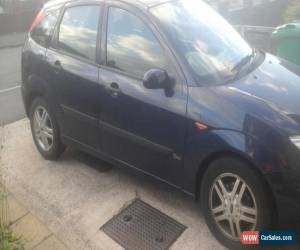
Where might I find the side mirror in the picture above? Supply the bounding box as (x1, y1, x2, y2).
(143, 69, 170, 89)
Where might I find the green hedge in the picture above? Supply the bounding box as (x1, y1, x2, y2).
(284, 0, 300, 23)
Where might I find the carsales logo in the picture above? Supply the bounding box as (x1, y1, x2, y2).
(240, 231, 260, 245)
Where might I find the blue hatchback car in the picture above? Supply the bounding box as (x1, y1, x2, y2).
(22, 0, 300, 248)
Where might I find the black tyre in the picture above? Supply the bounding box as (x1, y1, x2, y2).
(29, 97, 65, 160)
(200, 157, 272, 249)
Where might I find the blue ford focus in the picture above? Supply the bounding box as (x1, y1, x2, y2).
(22, 0, 300, 248)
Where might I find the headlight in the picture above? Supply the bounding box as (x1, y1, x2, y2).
(290, 136, 300, 149)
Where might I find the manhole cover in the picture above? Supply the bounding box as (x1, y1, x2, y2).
(101, 199, 187, 250)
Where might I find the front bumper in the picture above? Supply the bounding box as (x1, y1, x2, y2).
(270, 147, 300, 225)
(276, 193, 300, 225)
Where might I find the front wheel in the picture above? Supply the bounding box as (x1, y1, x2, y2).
(30, 97, 65, 160)
(200, 157, 272, 249)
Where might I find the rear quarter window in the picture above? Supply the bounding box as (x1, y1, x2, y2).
(31, 8, 60, 47)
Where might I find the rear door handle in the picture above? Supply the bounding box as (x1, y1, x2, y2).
(107, 82, 121, 98)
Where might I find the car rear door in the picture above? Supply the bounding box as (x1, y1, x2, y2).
(98, 2, 188, 186)
(45, 2, 103, 149)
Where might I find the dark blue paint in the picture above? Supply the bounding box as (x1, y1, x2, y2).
(21, 0, 300, 225)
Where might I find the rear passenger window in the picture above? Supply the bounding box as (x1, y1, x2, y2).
(58, 5, 101, 61)
(31, 9, 60, 47)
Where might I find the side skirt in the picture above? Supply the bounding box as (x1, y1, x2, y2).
(61, 135, 195, 199)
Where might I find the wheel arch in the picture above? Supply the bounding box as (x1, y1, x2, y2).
(195, 150, 278, 221)
(25, 89, 45, 116)
(23, 74, 49, 116)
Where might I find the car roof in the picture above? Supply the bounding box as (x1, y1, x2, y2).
(44, 0, 177, 10)
(123, 0, 176, 8)
(43, 0, 69, 9)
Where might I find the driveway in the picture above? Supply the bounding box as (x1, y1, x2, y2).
(1, 119, 226, 250)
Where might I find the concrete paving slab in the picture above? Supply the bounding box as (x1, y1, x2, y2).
(11, 213, 52, 249)
(1, 119, 227, 250)
(33, 235, 68, 250)
(7, 194, 29, 224)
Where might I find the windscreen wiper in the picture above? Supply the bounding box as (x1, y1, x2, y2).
(231, 48, 256, 73)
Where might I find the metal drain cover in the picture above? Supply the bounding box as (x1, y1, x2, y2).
(101, 199, 186, 250)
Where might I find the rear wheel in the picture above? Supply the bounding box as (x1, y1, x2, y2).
(30, 97, 65, 160)
(200, 157, 272, 249)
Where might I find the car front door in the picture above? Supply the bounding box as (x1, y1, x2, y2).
(98, 3, 188, 186)
(46, 3, 103, 149)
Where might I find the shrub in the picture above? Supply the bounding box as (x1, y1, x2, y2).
(284, 0, 300, 23)
(0, 225, 25, 250)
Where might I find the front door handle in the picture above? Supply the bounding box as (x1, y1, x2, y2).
(107, 82, 121, 98)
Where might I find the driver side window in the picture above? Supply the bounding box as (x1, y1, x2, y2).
(106, 7, 166, 78)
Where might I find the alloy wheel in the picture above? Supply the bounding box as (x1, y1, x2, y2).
(33, 106, 54, 151)
(209, 173, 258, 241)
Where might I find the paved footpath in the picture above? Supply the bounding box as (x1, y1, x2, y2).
(1, 122, 67, 249)
(7, 194, 68, 250)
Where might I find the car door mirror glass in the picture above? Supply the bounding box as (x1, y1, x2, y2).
(143, 69, 170, 89)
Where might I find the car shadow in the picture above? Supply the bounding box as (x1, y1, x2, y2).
(66, 148, 114, 173)
(62, 148, 198, 214)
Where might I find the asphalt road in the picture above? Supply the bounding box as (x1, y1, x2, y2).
(0, 46, 26, 125)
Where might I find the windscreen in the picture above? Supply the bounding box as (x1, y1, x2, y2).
(150, 0, 252, 85)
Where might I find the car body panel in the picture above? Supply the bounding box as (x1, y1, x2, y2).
(98, 66, 188, 186)
(96, 1, 189, 186)
(45, 49, 101, 148)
